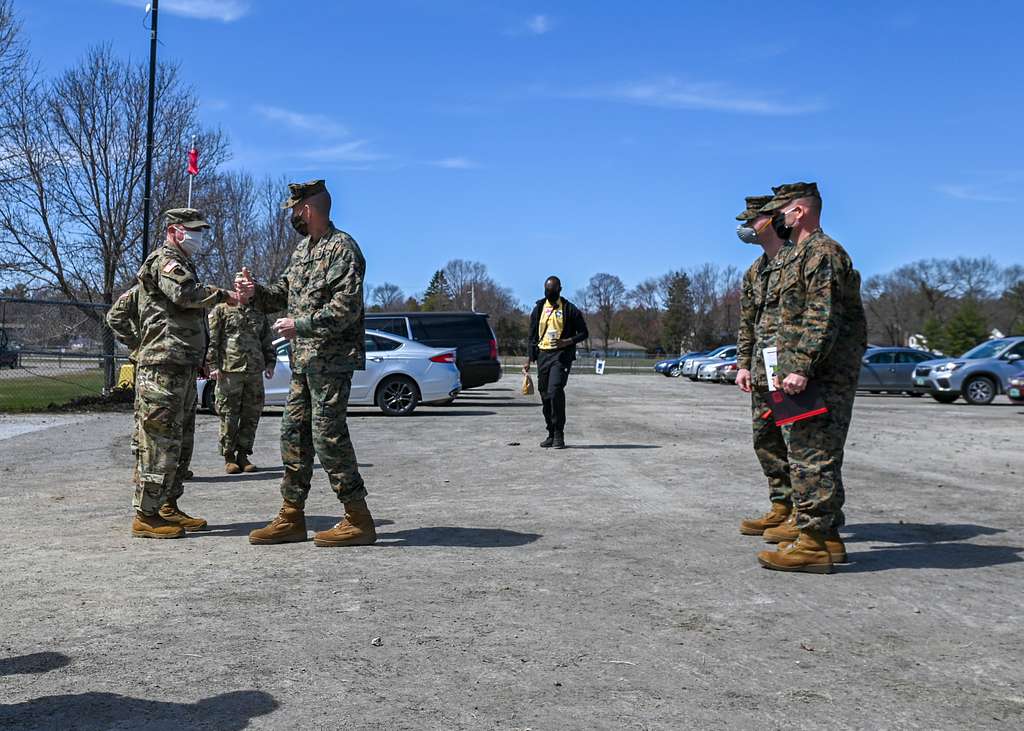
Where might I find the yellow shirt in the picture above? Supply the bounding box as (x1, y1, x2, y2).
(538, 298, 565, 351)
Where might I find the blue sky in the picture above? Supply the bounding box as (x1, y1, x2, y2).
(19, 1, 1024, 305)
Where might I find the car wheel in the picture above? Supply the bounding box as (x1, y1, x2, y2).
(376, 376, 420, 416)
(669, 366, 681, 377)
(931, 393, 959, 404)
(869, 390, 881, 395)
(963, 376, 996, 406)
(202, 382, 216, 414)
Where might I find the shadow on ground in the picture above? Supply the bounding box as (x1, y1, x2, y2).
(0, 689, 277, 731)
(377, 526, 541, 548)
(841, 522, 1023, 572)
(0, 652, 70, 676)
(197, 517, 396, 537)
(566, 444, 661, 450)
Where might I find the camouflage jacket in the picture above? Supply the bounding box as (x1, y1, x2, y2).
(106, 285, 141, 360)
(207, 303, 276, 373)
(775, 229, 868, 385)
(136, 244, 229, 368)
(737, 243, 795, 387)
(253, 224, 365, 374)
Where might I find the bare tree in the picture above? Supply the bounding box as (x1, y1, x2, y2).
(443, 259, 488, 310)
(370, 282, 405, 311)
(0, 46, 225, 307)
(581, 272, 626, 353)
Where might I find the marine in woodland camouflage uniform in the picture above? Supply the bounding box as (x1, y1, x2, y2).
(735, 196, 795, 514)
(243, 180, 376, 547)
(754, 182, 868, 574)
(106, 286, 144, 479)
(132, 208, 242, 538)
(207, 302, 276, 472)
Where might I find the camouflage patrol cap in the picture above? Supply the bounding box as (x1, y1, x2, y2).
(759, 181, 821, 212)
(281, 179, 327, 209)
(736, 195, 773, 221)
(164, 207, 210, 229)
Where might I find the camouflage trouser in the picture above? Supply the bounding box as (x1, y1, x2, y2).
(215, 371, 265, 457)
(750, 388, 791, 504)
(133, 364, 196, 514)
(781, 381, 856, 533)
(280, 370, 366, 506)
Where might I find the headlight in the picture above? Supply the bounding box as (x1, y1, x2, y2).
(933, 361, 964, 373)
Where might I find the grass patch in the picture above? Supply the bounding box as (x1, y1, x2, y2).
(0, 369, 108, 412)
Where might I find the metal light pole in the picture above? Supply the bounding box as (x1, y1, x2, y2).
(141, 0, 159, 260)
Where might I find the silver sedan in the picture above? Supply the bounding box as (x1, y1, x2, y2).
(199, 329, 461, 416)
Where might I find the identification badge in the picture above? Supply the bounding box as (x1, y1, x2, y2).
(762, 347, 779, 391)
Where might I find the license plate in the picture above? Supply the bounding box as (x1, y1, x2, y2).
(915, 377, 926, 386)
(1010, 388, 1021, 398)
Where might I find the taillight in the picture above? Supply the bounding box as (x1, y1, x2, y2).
(488, 338, 498, 360)
(430, 352, 456, 364)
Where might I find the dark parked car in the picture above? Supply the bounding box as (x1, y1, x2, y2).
(1008, 372, 1024, 405)
(365, 312, 501, 390)
(654, 351, 706, 377)
(857, 347, 937, 396)
(0, 329, 20, 369)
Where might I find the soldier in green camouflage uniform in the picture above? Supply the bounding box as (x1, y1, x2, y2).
(241, 180, 377, 548)
(106, 285, 143, 480)
(207, 302, 277, 473)
(733, 195, 797, 536)
(131, 208, 247, 539)
(754, 182, 868, 574)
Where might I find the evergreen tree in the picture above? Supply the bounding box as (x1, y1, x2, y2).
(422, 270, 453, 311)
(662, 272, 695, 354)
(921, 316, 948, 355)
(943, 300, 989, 356)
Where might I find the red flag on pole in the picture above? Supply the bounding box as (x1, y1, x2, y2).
(187, 142, 199, 176)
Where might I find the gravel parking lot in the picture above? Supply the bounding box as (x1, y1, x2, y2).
(1, 375, 1022, 730)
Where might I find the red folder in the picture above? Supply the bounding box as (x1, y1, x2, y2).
(766, 382, 828, 426)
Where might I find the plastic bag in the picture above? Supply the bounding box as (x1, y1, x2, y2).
(521, 373, 535, 396)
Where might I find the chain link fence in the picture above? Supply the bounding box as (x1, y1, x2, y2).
(0, 297, 131, 412)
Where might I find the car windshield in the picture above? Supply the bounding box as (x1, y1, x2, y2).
(959, 339, 1012, 360)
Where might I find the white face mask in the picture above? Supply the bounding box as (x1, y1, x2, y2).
(177, 228, 205, 257)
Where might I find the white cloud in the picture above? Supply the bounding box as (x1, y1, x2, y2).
(506, 13, 554, 37)
(559, 77, 824, 116)
(527, 14, 552, 35)
(936, 184, 1014, 203)
(431, 157, 478, 170)
(253, 105, 348, 137)
(300, 140, 388, 164)
(111, 0, 250, 22)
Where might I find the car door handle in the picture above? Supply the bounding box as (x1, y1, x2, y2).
(369, 356, 384, 362)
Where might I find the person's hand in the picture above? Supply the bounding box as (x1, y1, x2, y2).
(273, 317, 297, 340)
(736, 368, 752, 393)
(522, 362, 531, 374)
(224, 290, 244, 306)
(781, 372, 808, 395)
(209, 368, 220, 381)
(264, 365, 275, 379)
(555, 338, 575, 349)
(234, 267, 255, 303)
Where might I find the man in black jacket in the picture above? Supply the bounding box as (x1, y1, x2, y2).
(523, 276, 589, 449)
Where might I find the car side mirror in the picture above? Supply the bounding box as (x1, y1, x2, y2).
(862, 358, 870, 365)
(1008, 353, 1022, 363)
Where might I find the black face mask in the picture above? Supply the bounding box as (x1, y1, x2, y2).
(290, 214, 309, 236)
(544, 288, 561, 304)
(771, 213, 793, 241)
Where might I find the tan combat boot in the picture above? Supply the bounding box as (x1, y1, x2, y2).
(762, 511, 799, 543)
(224, 453, 241, 474)
(249, 501, 307, 545)
(236, 452, 257, 473)
(313, 499, 377, 547)
(159, 500, 208, 531)
(132, 511, 185, 539)
(780, 530, 847, 563)
(739, 502, 791, 536)
(757, 530, 834, 574)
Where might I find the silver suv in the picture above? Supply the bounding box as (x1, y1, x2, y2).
(913, 336, 1024, 405)
(682, 345, 738, 381)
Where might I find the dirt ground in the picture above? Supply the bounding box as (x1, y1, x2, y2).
(1, 375, 1022, 730)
